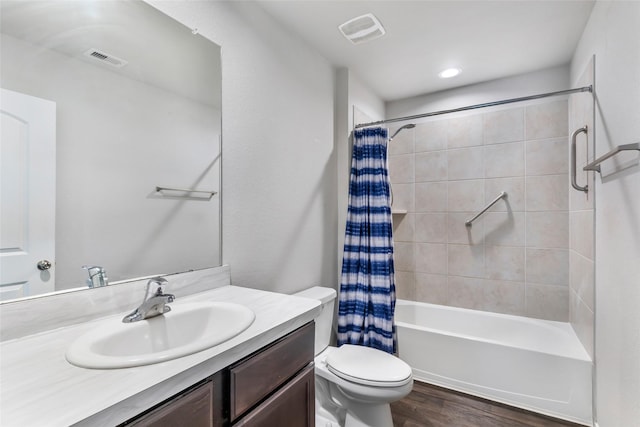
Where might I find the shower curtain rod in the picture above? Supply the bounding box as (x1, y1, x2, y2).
(354, 85, 593, 129)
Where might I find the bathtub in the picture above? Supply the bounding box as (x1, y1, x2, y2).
(395, 299, 592, 426)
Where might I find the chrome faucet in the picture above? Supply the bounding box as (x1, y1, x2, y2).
(122, 277, 175, 323)
(82, 265, 108, 288)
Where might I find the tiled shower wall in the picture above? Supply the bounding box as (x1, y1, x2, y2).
(569, 59, 595, 357)
(390, 100, 572, 321)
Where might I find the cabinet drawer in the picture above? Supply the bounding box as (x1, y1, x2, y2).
(233, 364, 315, 427)
(129, 380, 214, 427)
(229, 322, 314, 421)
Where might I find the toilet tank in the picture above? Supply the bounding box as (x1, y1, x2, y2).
(293, 286, 337, 355)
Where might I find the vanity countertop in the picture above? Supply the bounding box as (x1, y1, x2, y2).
(0, 285, 321, 427)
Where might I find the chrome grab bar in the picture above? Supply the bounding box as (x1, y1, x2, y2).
(465, 192, 507, 227)
(571, 126, 589, 193)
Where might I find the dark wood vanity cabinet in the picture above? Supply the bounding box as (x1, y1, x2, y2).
(128, 377, 222, 427)
(230, 321, 315, 426)
(233, 364, 314, 427)
(121, 322, 315, 427)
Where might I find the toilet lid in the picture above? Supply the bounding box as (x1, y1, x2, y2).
(326, 344, 412, 387)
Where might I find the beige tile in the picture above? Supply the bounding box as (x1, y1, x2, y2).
(526, 212, 569, 249)
(448, 244, 484, 278)
(525, 283, 569, 321)
(415, 182, 447, 212)
(526, 137, 569, 176)
(447, 114, 483, 148)
(526, 248, 569, 286)
(415, 213, 447, 243)
(394, 270, 416, 300)
(448, 213, 484, 245)
(415, 243, 447, 274)
(571, 58, 594, 136)
(570, 250, 594, 310)
(448, 276, 484, 310)
(483, 108, 524, 145)
(391, 183, 414, 212)
(484, 141, 524, 178)
(393, 242, 415, 271)
(525, 175, 569, 211)
(484, 212, 525, 247)
(483, 280, 525, 316)
(570, 288, 594, 359)
(485, 177, 525, 212)
(415, 273, 448, 304)
(485, 246, 525, 281)
(415, 151, 447, 182)
(571, 79, 594, 166)
(525, 100, 568, 140)
(448, 180, 484, 212)
(569, 173, 595, 211)
(392, 213, 415, 242)
(388, 125, 414, 155)
(570, 210, 594, 259)
(389, 154, 414, 184)
(415, 120, 447, 152)
(448, 147, 484, 180)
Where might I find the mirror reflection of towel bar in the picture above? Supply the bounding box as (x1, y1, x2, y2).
(155, 186, 217, 200)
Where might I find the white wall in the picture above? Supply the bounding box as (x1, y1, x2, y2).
(349, 73, 386, 129)
(335, 69, 385, 281)
(1, 33, 221, 290)
(571, 2, 640, 426)
(387, 65, 570, 119)
(149, 1, 337, 294)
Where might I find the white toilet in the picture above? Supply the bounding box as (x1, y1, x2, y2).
(294, 286, 413, 427)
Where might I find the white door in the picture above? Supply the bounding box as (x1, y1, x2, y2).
(0, 88, 56, 300)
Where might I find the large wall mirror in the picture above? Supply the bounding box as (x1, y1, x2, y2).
(0, 0, 222, 301)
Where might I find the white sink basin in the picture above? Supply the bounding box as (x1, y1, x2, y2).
(66, 301, 255, 369)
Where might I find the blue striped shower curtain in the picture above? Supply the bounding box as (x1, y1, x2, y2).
(337, 126, 396, 354)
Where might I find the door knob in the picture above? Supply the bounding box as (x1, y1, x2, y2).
(37, 260, 52, 271)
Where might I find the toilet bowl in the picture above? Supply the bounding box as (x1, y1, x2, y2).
(294, 286, 414, 427)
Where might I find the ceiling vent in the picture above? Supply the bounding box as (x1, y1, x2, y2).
(338, 13, 386, 45)
(83, 49, 128, 68)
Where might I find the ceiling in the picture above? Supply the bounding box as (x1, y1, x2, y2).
(0, 0, 221, 108)
(257, 0, 595, 102)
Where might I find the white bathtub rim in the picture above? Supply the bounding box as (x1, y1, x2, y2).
(395, 299, 592, 362)
(395, 319, 591, 362)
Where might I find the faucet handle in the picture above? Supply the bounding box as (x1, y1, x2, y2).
(144, 276, 169, 299)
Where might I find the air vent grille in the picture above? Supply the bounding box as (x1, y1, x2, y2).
(83, 49, 128, 68)
(338, 13, 386, 45)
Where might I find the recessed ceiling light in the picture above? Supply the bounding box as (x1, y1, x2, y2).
(438, 68, 461, 79)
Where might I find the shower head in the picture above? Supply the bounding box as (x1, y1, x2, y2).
(389, 123, 416, 141)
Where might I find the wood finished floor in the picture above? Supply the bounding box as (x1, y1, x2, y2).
(390, 381, 585, 427)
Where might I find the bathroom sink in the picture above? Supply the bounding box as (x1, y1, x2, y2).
(66, 301, 255, 369)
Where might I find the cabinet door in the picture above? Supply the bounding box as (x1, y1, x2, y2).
(230, 322, 314, 421)
(234, 364, 315, 427)
(130, 380, 215, 427)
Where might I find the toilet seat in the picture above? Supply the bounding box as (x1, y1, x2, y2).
(325, 344, 412, 387)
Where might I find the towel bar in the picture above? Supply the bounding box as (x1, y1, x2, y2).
(583, 142, 640, 173)
(155, 186, 217, 200)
